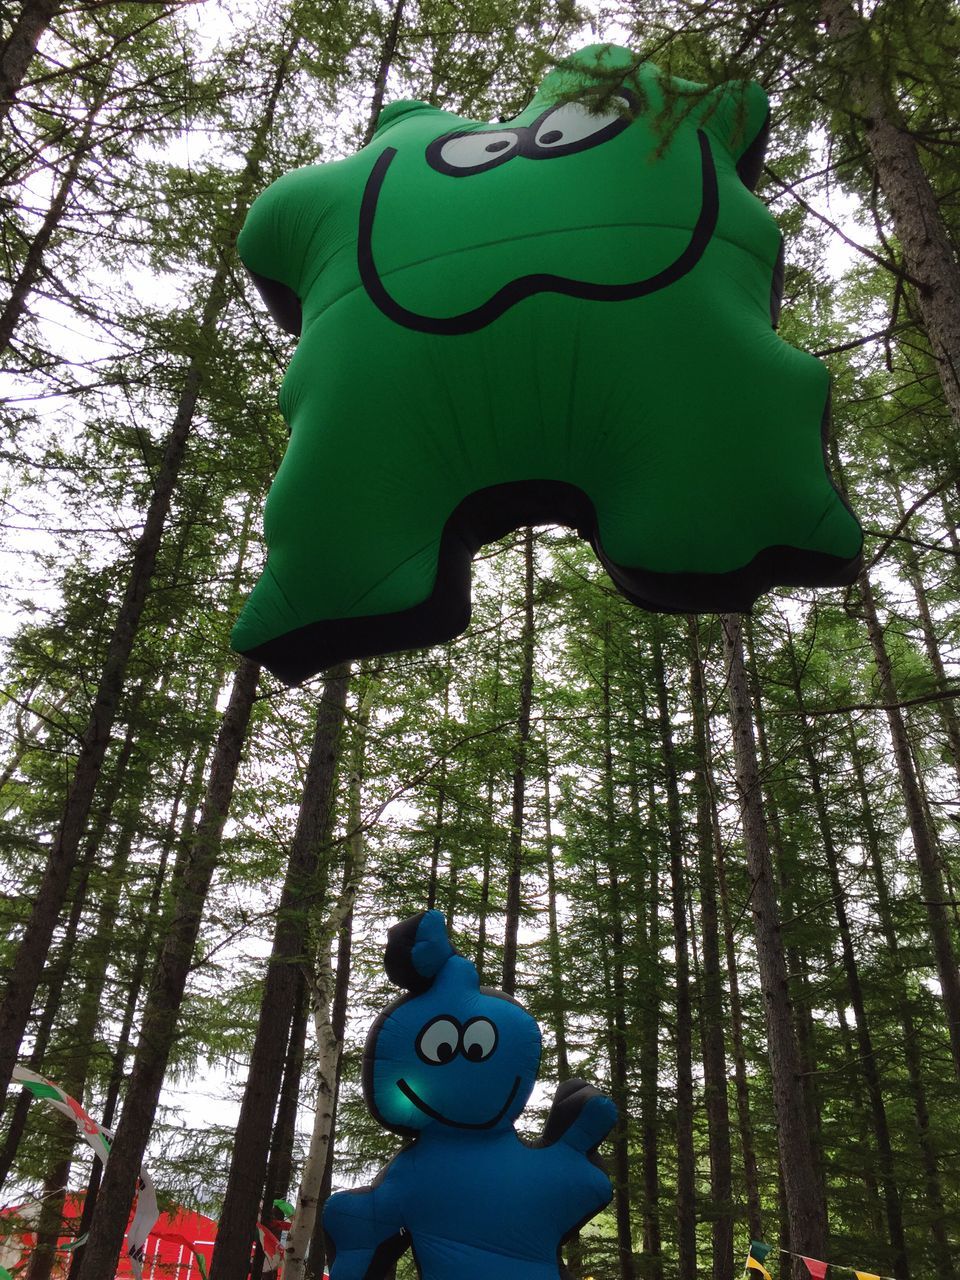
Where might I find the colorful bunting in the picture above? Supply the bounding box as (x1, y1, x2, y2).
(257, 1220, 283, 1273)
(0, 1266, 12, 1280)
(802, 1259, 828, 1280)
(273, 1197, 296, 1217)
(747, 1256, 773, 1280)
(740, 1238, 898, 1280)
(11, 1066, 159, 1280)
(155, 1230, 209, 1279)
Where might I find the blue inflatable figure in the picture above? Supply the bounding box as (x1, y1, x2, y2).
(323, 911, 617, 1278)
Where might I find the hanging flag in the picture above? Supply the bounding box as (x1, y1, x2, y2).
(747, 1258, 773, 1280)
(801, 1259, 828, 1280)
(0, 1266, 13, 1280)
(257, 1220, 283, 1274)
(156, 1231, 209, 1280)
(11, 1066, 159, 1280)
(273, 1197, 296, 1217)
(746, 1241, 773, 1280)
(854, 1273, 881, 1280)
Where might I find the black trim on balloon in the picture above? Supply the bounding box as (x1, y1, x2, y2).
(247, 269, 302, 336)
(736, 107, 770, 191)
(238, 474, 863, 685)
(770, 233, 785, 328)
(357, 129, 719, 336)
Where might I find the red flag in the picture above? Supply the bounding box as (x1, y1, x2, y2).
(801, 1258, 828, 1280)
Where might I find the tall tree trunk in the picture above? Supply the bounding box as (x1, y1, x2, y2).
(743, 622, 826, 1202)
(848, 727, 956, 1277)
(721, 615, 828, 1279)
(0, 0, 59, 127)
(361, 0, 405, 146)
(66, 741, 197, 1280)
(283, 675, 378, 1280)
(252, 968, 310, 1280)
(891, 487, 960, 779)
(635, 683, 664, 1280)
(542, 738, 570, 1082)
(502, 527, 535, 996)
(784, 631, 909, 1276)
(73, 657, 261, 1280)
(0, 75, 106, 350)
(426, 665, 450, 911)
(856, 571, 960, 1078)
(209, 664, 349, 1280)
(650, 623, 696, 1280)
(687, 618, 734, 1280)
(821, 0, 960, 427)
(0, 41, 297, 1116)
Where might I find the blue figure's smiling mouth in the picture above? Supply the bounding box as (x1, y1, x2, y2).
(397, 1076, 522, 1129)
(357, 131, 718, 337)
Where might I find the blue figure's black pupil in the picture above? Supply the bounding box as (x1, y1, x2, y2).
(485, 140, 511, 153)
(437, 1041, 455, 1061)
(465, 1043, 483, 1061)
(541, 129, 563, 144)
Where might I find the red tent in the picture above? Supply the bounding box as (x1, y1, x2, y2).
(0, 1194, 216, 1278)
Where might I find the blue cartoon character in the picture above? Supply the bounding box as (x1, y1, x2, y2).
(323, 911, 617, 1278)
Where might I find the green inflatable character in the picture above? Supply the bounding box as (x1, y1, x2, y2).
(233, 44, 862, 684)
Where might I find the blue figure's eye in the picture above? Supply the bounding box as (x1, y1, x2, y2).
(417, 1016, 461, 1064)
(461, 1017, 498, 1062)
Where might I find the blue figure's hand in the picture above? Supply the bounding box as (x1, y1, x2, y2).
(324, 1179, 408, 1280)
(539, 1079, 618, 1153)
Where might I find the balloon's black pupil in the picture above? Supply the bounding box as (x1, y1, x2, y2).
(541, 129, 563, 144)
(485, 140, 511, 153)
(466, 1043, 483, 1061)
(437, 1042, 454, 1061)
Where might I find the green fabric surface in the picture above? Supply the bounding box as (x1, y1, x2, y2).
(232, 44, 861, 680)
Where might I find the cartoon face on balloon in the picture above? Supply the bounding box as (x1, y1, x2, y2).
(234, 44, 862, 685)
(364, 944, 541, 1135)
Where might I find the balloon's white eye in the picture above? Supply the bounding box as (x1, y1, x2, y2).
(462, 1017, 498, 1062)
(534, 98, 630, 150)
(417, 1017, 461, 1064)
(438, 131, 519, 169)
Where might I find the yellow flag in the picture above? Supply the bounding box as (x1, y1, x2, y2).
(747, 1256, 773, 1280)
(854, 1274, 880, 1280)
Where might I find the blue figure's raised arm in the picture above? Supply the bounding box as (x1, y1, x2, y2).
(538, 1079, 618, 1154)
(323, 1168, 409, 1280)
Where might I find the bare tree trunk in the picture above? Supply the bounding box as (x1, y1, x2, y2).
(0, 41, 297, 1117)
(0, 0, 59, 127)
(209, 664, 349, 1280)
(72, 657, 261, 1280)
(848, 727, 956, 1277)
(650, 624, 696, 1280)
(784, 631, 908, 1276)
(502, 527, 535, 996)
(635, 683, 664, 1280)
(721, 615, 828, 1279)
(0, 75, 106, 350)
(687, 619, 734, 1280)
(857, 571, 960, 1078)
(283, 675, 378, 1280)
(821, 0, 960, 426)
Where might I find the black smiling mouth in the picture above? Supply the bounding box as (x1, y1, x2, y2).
(397, 1076, 522, 1129)
(357, 130, 718, 337)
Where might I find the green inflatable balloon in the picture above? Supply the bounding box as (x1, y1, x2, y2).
(234, 44, 862, 684)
